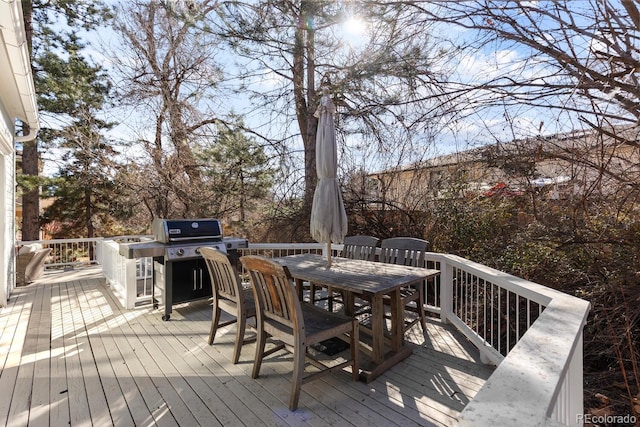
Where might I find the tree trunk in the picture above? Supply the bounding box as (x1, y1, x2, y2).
(21, 134, 40, 241)
(85, 188, 94, 238)
(294, 0, 319, 215)
(20, 0, 40, 241)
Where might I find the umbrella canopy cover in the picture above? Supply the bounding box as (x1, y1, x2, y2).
(310, 88, 348, 245)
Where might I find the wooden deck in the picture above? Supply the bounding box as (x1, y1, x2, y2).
(0, 267, 493, 426)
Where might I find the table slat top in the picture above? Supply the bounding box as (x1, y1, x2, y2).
(274, 253, 440, 296)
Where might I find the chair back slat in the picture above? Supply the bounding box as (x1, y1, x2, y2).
(342, 235, 379, 261)
(380, 237, 429, 267)
(201, 246, 243, 303)
(241, 255, 299, 330)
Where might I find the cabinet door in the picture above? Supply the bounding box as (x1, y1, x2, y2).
(171, 259, 212, 303)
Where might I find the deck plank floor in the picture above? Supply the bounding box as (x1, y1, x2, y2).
(0, 267, 493, 426)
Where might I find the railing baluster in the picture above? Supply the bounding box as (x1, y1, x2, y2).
(475, 276, 480, 335)
(482, 278, 487, 339)
(465, 270, 470, 324)
(516, 294, 520, 345)
(498, 287, 502, 355)
(507, 290, 511, 353)
(490, 282, 494, 349)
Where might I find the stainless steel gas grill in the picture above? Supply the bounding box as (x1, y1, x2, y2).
(119, 218, 248, 321)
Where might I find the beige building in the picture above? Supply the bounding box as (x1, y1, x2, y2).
(366, 127, 640, 210)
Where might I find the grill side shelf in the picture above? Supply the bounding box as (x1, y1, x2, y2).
(118, 241, 166, 259)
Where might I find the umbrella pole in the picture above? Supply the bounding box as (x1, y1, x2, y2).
(327, 242, 332, 267)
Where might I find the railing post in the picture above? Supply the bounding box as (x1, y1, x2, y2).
(440, 257, 453, 324)
(100, 239, 138, 309)
(570, 333, 585, 425)
(553, 331, 585, 425)
(95, 238, 103, 264)
(123, 258, 137, 309)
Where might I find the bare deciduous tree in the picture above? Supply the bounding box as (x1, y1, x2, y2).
(111, 0, 224, 219)
(415, 1, 640, 153)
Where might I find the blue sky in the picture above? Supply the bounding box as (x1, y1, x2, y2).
(42, 1, 599, 180)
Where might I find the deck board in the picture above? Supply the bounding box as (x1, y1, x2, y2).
(0, 281, 35, 427)
(48, 280, 70, 426)
(0, 267, 493, 426)
(28, 284, 51, 427)
(7, 282, 40, 427)
(141, 322, 280, 426)
(75, 279, 136, 427)
(94, 281, 180, 427)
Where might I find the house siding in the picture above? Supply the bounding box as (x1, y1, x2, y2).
(0, 100, 15, 306)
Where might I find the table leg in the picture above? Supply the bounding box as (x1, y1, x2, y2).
(295, 278, 304, 301)
(370, 293, 384, 364)
(343, 291, 355, 317)
(389, 289, 403, 352)
(359, 288, 413, 384)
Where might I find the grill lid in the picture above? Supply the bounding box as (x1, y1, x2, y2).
(153, 218, 223, 243)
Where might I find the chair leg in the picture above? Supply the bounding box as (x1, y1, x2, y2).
(310, 283, 320, 305)
(310, 283, 335, 310)
(208, 304, 221, 345)
(418, 287, 426, 332)
(232, 312, 247, 364)
(289, 345, 306, 410)
(252, 329, 267, 379)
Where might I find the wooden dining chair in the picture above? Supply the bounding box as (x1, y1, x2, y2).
(355, 237, 429, 332)
(379, 237, 429, 333)
(342, 235, 380, 261)
(310, 235, 379, 311)
(240, 255, 359, 411)
(201, 246, 256, 364)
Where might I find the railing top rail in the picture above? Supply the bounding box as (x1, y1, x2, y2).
(18, 237, 103, 245)
(242, 242, 326, 249)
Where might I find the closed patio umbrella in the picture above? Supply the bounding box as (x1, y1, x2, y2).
(310, 87, 348, 267)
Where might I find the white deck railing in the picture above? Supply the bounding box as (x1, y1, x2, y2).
(24, 237, 589, 426)
(99, 239, 139, 309)
(432, 253, 590, 426)
(18, 237, 103, 268)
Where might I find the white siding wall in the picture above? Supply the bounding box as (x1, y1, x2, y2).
(0, 101, 15, 307)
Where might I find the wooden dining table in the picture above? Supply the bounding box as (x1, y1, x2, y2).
(273, 253, 440, 383)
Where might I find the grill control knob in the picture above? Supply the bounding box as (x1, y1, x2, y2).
(195, 247, 201, 254)
(176, 248, 185, 256)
